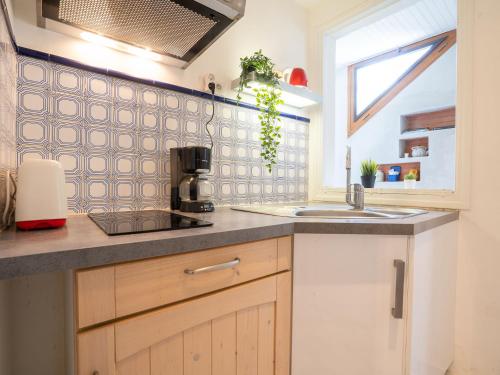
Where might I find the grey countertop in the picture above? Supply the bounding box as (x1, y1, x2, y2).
(0, 206, 458, 280)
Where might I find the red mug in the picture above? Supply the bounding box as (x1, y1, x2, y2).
(289, 68, 308, 87)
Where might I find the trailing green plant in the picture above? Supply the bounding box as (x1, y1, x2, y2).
(360, 159, 378, 176)
(236, 50, 283, 172)
(404, 172, 417, 180)
(255, 86, 284, 172)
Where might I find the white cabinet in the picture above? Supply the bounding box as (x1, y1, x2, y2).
(292, 222, 457, 375)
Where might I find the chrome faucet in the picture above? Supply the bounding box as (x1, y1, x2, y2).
(345, 146, 364, 210)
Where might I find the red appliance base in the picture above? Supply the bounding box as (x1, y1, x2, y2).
(16, 218, 66, 231)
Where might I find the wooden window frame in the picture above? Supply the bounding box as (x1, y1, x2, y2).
(347, 30, 457, 137)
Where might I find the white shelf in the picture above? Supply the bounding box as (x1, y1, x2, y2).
(231, 72, 322, 109)
(398, 156, 428, 161)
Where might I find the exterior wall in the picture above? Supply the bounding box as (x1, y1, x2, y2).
(16, 56, 309, 213)
(332, 46, 456, 189)
(0, 0, 17, 226)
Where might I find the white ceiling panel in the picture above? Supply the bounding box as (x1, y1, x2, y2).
(293, 0, 326, 9)
(335, 0, 457, 67)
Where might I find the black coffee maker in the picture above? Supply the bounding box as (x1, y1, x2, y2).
(170, 146, 214, 213)
(170, 82, 216, 213)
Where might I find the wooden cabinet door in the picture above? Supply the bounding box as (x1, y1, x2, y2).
(292, 234, 409, 375)
(77, 273, 291, 375)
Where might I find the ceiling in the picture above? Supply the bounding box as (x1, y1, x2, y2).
(335, 0, 457, 67)
(293, 0, 326, 9)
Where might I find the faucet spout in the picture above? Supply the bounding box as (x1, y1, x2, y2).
(346, 146, 352, 203)
(345, 146, 364, 210)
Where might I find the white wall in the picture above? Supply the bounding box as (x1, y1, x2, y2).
(4, 0, 14, 25)
(307, 0, 500, 374)
(12, 0, 309, 103)
(331, 46, 457, 190)
(450, 0, 500, 373)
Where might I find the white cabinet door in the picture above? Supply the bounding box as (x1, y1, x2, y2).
(407, 221, 458, 375)
(292, 234, 409, 375)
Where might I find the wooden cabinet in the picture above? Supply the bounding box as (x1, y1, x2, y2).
(78, 274, 291, 375)
(76, 237, 292, 329)
(292, 222, 457, 375)
(75, 236, 292, 375)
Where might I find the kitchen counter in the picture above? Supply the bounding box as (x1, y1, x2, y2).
(0, 207, 458, 279)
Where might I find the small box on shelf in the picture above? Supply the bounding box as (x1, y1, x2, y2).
(378, 162, 421, 182)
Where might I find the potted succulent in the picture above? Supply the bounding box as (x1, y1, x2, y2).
(403, 172, 417, 189)
(360, 159, 378, 188)
(236, 50, 284, 173)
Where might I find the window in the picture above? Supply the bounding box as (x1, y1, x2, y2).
(319, 0, 459, 194)
(355, 46, 431, 116)
(348, 30, 457, 136)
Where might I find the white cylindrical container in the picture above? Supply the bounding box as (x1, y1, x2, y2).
(15, 159, 68, 230)
(404, 179, 417, 189)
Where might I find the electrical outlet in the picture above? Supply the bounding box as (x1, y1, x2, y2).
(203, 73, 222, 92)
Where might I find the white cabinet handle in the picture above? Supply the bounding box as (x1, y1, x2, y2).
(184, 258, 240, 275)
(392, 259, 405, 319)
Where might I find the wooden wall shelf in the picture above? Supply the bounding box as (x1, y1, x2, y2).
(401, 107, 455, 133)
(378, 162, 421, 182)
(399, 137, 428, 158)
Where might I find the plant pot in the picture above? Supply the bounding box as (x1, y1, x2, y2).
(404, 179, 417, 189)
(361, 175, 376, 188)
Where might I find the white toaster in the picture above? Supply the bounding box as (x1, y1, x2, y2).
(15, 159, 68, 230)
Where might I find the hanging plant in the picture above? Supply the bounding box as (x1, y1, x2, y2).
(237, 50, 284, 173)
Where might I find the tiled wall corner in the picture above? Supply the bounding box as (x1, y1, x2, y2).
(16, 56, 308, 213)
(0, 7, 17, 224)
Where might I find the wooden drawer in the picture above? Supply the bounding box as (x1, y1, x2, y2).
(76, 236, 292, 329)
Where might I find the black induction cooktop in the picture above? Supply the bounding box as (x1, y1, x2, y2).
(88, 210, 213, 236)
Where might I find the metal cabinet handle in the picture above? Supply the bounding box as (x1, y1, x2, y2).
(392, 259, 406, 319)
(184, 258, 240, 275)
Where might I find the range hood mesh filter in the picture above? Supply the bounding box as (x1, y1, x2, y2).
(58, 0, 218, 58)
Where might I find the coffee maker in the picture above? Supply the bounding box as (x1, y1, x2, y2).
(170, 146, 215, 213)
(170, 82, 216, 213)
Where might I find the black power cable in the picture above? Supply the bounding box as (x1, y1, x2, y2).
(205, 82, 216, 150)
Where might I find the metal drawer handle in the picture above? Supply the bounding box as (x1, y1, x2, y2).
(184, 258, 240, 275)
(392, 259, 406, 319)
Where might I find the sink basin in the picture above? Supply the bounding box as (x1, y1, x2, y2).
(232, 204, 427, 219)
(294, 209, 385, 218)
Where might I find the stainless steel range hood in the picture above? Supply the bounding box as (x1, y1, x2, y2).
(38, 0, 246, 68)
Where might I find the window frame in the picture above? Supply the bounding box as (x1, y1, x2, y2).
(347, 30, 457, 137)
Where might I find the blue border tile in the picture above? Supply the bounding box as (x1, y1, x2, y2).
(17, 47, 311, 124)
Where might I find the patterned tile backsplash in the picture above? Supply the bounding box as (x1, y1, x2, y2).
(0, 6, 17, 223)
(16, 56, 309, 213)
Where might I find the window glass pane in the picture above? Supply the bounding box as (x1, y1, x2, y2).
(355, 45, 432, 116)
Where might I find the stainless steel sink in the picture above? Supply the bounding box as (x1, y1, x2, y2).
(294, 209, 385, 218)
(232, 204, 427, 219)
